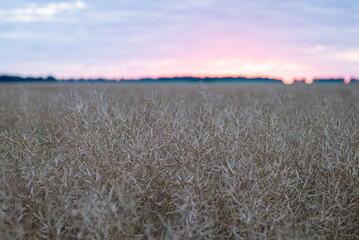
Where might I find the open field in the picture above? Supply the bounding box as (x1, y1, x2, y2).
(1, 84, 359, 239)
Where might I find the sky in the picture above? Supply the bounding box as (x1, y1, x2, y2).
(0, 0, 359, 83)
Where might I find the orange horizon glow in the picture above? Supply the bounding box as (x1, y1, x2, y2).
(2, 42, 358, 85)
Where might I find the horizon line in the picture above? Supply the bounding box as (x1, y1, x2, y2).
(1, 74, 357, 84)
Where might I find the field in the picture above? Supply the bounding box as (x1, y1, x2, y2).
(1, 84, 359, 239)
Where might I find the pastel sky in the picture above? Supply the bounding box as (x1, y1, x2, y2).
(1, 0, 359, 83)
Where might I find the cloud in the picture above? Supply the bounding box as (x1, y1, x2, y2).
(0, 61, 127, 79)
(334, 50, 359, 62)
(0, 32, 44, 39)
(0, 1, 86, 22)
(315, 44, 325, 51)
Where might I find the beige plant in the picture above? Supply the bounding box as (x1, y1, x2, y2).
(0, 84, 358, 239)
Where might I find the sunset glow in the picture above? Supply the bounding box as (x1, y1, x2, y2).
(1, 0, 359, 82)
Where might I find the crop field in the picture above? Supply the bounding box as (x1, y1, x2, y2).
(1, 84, 359, 239)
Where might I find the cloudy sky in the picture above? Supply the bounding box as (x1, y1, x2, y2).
(0, 0, 359, 83)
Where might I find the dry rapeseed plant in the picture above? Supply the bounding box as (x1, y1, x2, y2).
(0, 84, 358, 239)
